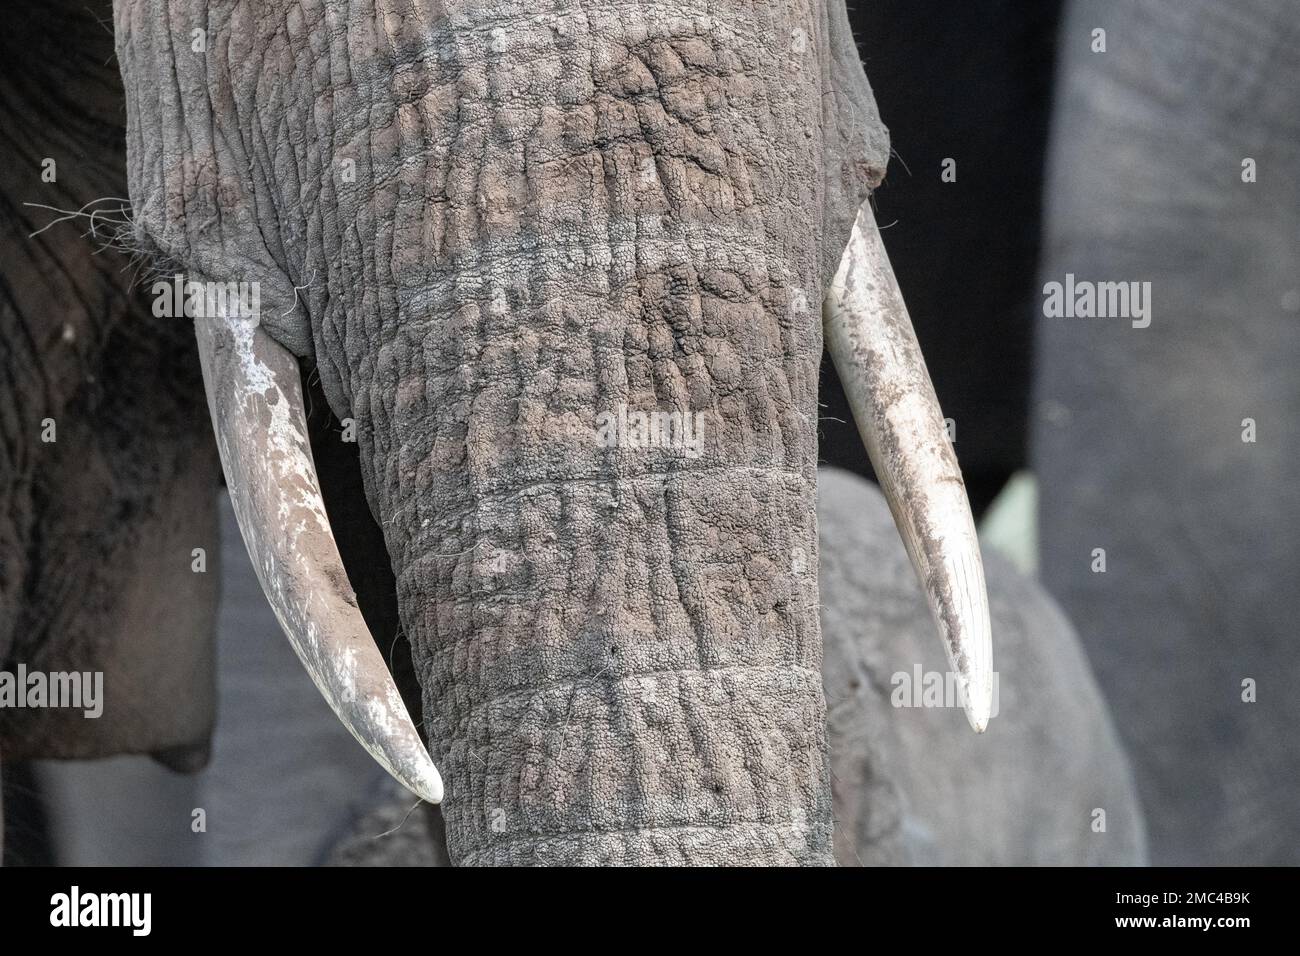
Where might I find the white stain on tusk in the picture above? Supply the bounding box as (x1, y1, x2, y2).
(823, 203, 994, 732)
(194, 300, 443, 802)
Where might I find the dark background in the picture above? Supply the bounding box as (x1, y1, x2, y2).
(822, 0, 1063, 515)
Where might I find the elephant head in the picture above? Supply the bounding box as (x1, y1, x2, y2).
(100, 0, 991, 865)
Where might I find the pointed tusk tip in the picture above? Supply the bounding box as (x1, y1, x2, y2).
(407, 760, 445, 805)
(961, 678, 992, 733)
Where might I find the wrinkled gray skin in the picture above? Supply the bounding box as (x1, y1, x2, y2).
(39, 476, 1143, 865)
(819, 472, 1143, 865)
(112, 0, 891, 865)
(1034, 0, 1300, 864)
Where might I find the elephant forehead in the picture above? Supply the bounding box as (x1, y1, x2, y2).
(282, 4, 834, 293)
(118, 1, 887, 360)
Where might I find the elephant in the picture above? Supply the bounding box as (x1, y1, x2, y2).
(3, 0, 1141, 865)
(1032, 0, 1300, 865)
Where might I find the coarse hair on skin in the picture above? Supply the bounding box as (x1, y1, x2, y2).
(23, 196, 181, 291)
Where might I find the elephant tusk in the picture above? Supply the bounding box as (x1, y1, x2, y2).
(823, 203, 994, 732)
(193, 301, 443, 803)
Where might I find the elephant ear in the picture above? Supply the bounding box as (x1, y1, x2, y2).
(820, 1, 892, 283)
(0, 317, 220, 770)
(0, 0, 219, 768)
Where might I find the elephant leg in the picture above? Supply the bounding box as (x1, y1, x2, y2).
(33, 757, 202, 866)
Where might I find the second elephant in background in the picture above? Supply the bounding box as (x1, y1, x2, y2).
(1034, 0, 1300, 864)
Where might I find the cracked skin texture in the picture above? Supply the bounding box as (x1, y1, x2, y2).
(116, 0, 888, 864)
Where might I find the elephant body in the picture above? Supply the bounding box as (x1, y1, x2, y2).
(1034, 0, 1300, 864)
(33, 494, 401, 865)
(818, 470, 1142, 865)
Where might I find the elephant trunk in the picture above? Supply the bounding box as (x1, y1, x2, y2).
(398, 419, 831, 865)
(312, 5, 840, 866)
(363, 210, 833, 867)
(194, 203, 995, 865)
